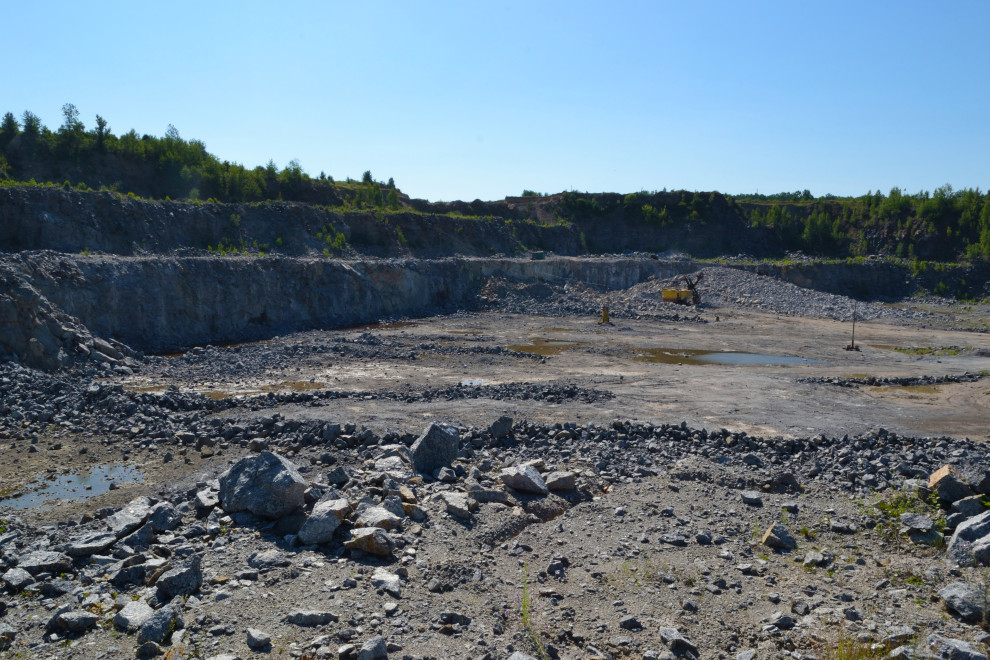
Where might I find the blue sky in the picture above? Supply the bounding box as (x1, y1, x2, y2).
(6, 1, 989, 201)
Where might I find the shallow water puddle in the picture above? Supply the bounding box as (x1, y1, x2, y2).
(635, 348, 821, 366)
(0, 464, 143, 510)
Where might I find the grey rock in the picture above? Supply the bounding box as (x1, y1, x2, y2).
(344, 528, 395, 556)
(2, 567, 34, 592)
(371, 568, 402, 598)
(354, 505, 402, 531)
(218, 451, 307, 520)
(409, 422, 459, 474)
(148, 502, 182, 532)
(357, 634, 388, 660)
(439, 492, 475, 519)
(489, 415, 513, 438)
(952, 495, 987, 518)
(947, 510, 990, 566)
(114, 600, 155, 631)
(47, 609, 98, 634)
(762, 523, 798, 551)
(938, 582, 986, 624)
(507, 654, 538, 660)
(499, 465, 549, 495)
(61, 531, 117, 557)
(17, 550, 72, 576)
(121, 521, 156, 550)
(740, 491, 763, 506)
(900, 513, 934, 531)
(930, 466, 975, 505)
(297, 499, 343, 545)
(285, 610, 338, 626)
(248, 549, 290, 571)
(137, 604, 183, 645)
(106, 496, 153, 538)
(658, 626, 699, 656)
(545, 471, 577, 491)
(246, 628, 271, 650)
(619, 614, 642, 630)
(927, 633, 987, 660)
(155, 554, 203, 600)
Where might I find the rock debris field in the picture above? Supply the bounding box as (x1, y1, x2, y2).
(3, 262, 990, 660)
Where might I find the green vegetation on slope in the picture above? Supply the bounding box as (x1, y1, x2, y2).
(0, 104, 399, 208)
(2, 105, 990, 262)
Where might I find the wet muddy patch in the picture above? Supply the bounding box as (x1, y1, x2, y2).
(0, 464, 143, 511)
(506, 338, 587, 356)
(634, 348, 822, 366)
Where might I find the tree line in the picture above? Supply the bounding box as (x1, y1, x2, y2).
(0, 104, 397, 208)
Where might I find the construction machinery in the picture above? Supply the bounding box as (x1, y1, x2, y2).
(661, 273, 703, 306)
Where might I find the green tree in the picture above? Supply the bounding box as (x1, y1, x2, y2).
(362, 170, 373, 184)
(93, 114, 109, 152)
(21, 111, 41, 137)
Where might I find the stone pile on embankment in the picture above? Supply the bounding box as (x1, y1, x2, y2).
(5, 414, 990, 657)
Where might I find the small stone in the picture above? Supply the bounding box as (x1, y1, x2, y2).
(545, 471, 577, 491)
(285, 610, 338, 627)
(619, 614, 642, 630)
(740, 491, 763, 506)
(246, 628, 271, 650)
(356, 634, 388, 660)
(137, 605, 183, 645)
(761, 523, 797, 550)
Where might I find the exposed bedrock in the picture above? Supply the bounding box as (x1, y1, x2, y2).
(1, 254, 699, 357)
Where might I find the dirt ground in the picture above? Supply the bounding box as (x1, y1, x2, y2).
(132, 307, 990, 443)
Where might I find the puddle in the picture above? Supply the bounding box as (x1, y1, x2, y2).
(460, 379, 485, 386)
(0, 464, 143, 510)
(635, 348, 821, 366)
(540, 327, 579, 333)
(447, 330, 484, 335)
(507, 338, 587, 356)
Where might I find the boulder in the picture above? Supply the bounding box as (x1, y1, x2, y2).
(1, 568, 34, 592)
(938, 582, 986, 624)
(344, 528, 395, 557)
(409, 423, 459, 474)
(439, 492, 475, 519)
(137, 605, 183, 645)
(246, 628, 271, 650)
(155, 554, 203, 601)
(219, 451, 307, 519)
(927, 634, 987, 660)
(46, 610, 98, 634)
(114, 600, 155, 632)
(947, 510, 990, 566)
(354, 505, 402, 531)
(545, 471, 577, 491)
(17, 550, 72, 576)
(106, 496, 153, 538)
(148, 502, 182, 532)
(61, 531, 117, 557)
(489, 416, 513, 438)
(499, 466, 549, 495)
(929, 465, 975, 504)
(297, 499, 343, 545)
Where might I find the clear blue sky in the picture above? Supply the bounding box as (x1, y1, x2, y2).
(6, 1, 989, 201)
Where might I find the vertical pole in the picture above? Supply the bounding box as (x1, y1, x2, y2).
(850, 301, 857, 349)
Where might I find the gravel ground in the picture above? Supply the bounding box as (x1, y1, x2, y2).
(3, 264, 990, 660)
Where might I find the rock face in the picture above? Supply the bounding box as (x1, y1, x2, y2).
(409, 423, 459, 474)
(219, 451, 307, 519)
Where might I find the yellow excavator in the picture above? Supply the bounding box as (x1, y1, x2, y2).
(661, 273, 703, 306)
